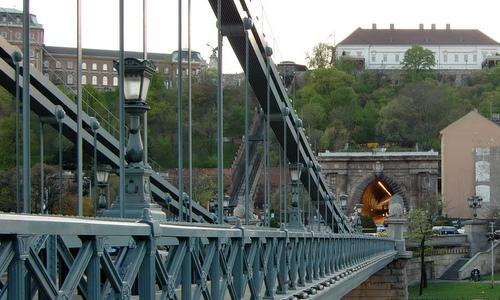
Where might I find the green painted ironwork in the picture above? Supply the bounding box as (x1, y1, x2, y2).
(0, 213, 396, 299)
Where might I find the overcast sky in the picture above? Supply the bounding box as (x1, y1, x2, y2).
(4, 0, 500, 73)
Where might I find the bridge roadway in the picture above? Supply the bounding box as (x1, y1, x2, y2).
(0, 213, 397, 299)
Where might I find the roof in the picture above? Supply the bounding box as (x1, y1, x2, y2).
(43, 46, 171, 61)
(338, 28, 500, 46)
(0, 7, 23, 14)
(440, 110, 499, 135)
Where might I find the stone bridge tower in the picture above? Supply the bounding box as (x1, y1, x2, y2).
(318, 150, 440, 223)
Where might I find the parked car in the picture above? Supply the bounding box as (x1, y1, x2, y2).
(376, 224, 386, 233)
(494, 230, 500, 240)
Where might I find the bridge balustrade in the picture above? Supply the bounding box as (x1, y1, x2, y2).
(0, 212, 395, 299)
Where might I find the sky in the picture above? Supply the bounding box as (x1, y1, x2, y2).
(4, 0, 500, 73)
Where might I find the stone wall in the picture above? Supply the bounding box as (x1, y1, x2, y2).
(343, 259, 408, 300)
(406, 249, 468, 285)
(458, 241, 500, 279)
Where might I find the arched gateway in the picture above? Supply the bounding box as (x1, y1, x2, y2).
(318, 150, 439, 224)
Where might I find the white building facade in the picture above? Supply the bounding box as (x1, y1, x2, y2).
(336, 25, 500, 70)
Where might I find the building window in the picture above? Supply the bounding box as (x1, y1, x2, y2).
(443, 54, 448, 63)
(67, 61, 73, 69)
(102, 76, 108, 86)
(43, 60, 49, 68)
(464, 54, 469, 63)
(29, 49, 34, 58)
(395, 54, 399, 62)
(473, 54, 477, 62)
(67, 74, 73, 84)
(371, 54, 376, 62)
(454, 54, 458, 63)
(82, 75, 87, 84)
(356, 51, 362, 57)
(82, 62, 87, 70)
(55, 61, 61, 69)
(92, 76, 97, 85)
(102, 64, 108, 71)
(0, 32, 7, 38)
(383, 54, 387, 63)
(113, 77, 118, 86)
(92, 63, 97, 71)
(16, 17, 20, 24)
(15, 32, 21, 40)
(164, 67, 169, 74)
(30, 32, 35, 41)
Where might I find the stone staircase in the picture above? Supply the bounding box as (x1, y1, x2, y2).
(439, 258, 469, 280)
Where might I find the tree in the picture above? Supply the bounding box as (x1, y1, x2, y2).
(377, 80, 468, 149)
(306, 43, 334, 69)
(402, 45, 436, 81)
(406, 208, 433, 296)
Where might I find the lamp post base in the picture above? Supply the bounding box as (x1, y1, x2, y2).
(288, 207, 305, 231)
(101, 165, 166, 221)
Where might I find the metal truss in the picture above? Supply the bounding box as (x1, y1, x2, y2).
(0, 212, 396, 299)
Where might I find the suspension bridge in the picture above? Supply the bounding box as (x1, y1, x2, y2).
(0, 0, 407, 299)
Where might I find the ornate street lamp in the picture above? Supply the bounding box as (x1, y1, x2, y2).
(103, 58, 165, 221)
(339, 194, 348, 212)
(96, 164, 111, 210)
(288, 162, 304, 229)
(467, 195, 483, 219)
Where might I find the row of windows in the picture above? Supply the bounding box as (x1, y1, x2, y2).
(80, 75, 117, 86)
(368, 52, 487, 64)
(442, 54, 478, 63)
(44, 60, 109, 71)
(47, 73, 119, 86)
(44, 60, 201, 76)
(0, 31, 41, 42)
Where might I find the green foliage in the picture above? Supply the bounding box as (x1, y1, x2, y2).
(306, 43, 334, 69)
(377, 80, 468, 149)
(406, 208, 433, 242)
(361, 215, 376, 232)
(402, 45, 436, 81)
(409, 282, 500, 299)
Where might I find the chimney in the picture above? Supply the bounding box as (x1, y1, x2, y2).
(390, 23, 394, 30)
(446, 23, 451, 30)
(431, 24, 436, 30)
(372, 23, 377, 30)
(419, 23, 424, 30)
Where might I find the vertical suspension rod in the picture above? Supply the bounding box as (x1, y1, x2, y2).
(22, 0, 31, 213)
(216, 0, 224, 224)
(177, 0, 184, 222)
(264, 46, 272, 227)
(118, 0, 125, 218)
(76, 0, 83, 216)
(188, 0, 193, 222)
(243, 17, 251, 225)
(143, 0, 148, 166)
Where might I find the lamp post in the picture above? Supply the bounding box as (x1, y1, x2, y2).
(315, 162, 322, 231)
(96, 164, 111, 212)
(89, 117, 100, 215)
(103, 58, 165, 220)
(467, 195, 483, 219)
(12, 51, 22, 213)
(339, 194, 348, 213)
(55, 106, 66, 213)
(288, 162, 304, 229)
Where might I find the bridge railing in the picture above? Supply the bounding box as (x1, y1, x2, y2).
(0, 212, 396, 299)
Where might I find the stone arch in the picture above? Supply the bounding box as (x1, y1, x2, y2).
(349, 172, 409, 213)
